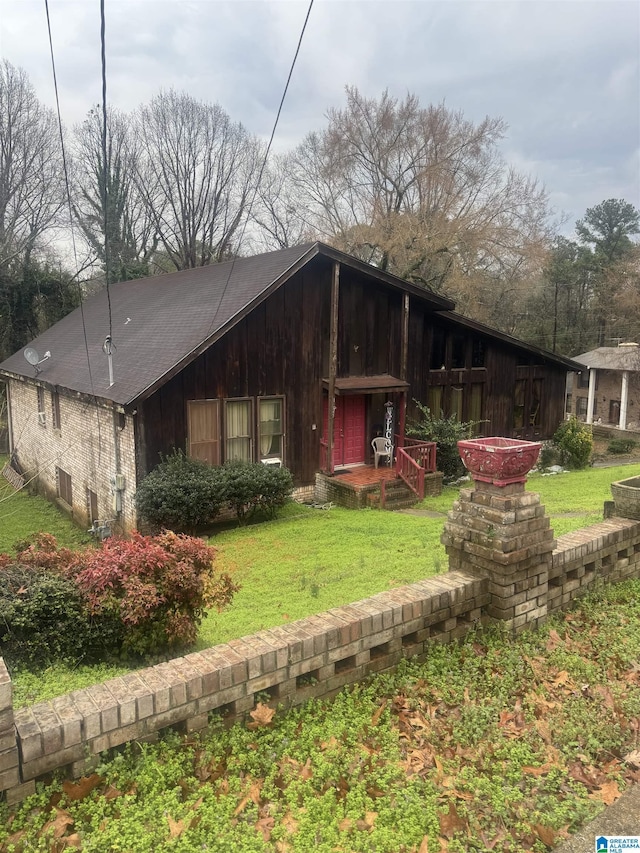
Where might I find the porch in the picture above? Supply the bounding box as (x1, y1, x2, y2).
(315, 438, 443, 510)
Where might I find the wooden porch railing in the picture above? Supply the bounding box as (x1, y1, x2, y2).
(319, 439, 329, 473)
(394, 438, 437, 501)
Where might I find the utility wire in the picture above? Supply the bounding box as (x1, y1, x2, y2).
(99, 0, 113, 338)
(204, 0, 314, 342)
(43, 0, 96, 399)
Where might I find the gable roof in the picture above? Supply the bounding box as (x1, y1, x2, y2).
(571, 343, 640, 372)
(0, 242, 454, 406)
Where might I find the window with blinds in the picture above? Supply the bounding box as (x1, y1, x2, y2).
(259, 398, 284, 459)
(225, 399, 252, 462)
(187, 400, 221, 465)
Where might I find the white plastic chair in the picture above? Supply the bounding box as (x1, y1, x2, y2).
(371, 436, 393, 468)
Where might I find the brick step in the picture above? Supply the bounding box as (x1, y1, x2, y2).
(380, 478, 420, 510)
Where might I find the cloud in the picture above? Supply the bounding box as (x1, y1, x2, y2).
(0, 0, 637, 231)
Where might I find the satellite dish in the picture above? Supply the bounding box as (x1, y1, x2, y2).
(24, 347, 40, 366)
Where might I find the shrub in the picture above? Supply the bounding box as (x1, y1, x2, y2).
(538, 441, 563, 469)
(0, 564, 91, 669)
(70, 531, 238, 656)
(223, 460, 293, 523)
(406, 401, 481, 479)
(0, 531, 239, 663)
(607, 438, 636, 455)
(552, 417, 593, 469)
(135, 450, 227, 533)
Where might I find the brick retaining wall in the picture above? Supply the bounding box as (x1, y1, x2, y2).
(3, 500, 640, 805)
(1, 570, 488, 803)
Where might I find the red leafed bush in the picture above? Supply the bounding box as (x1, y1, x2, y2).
(12, 532, 77, 572)
(69, 531, 238, 656)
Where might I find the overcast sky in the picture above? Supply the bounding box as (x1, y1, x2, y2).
(0, 0, 638, 235)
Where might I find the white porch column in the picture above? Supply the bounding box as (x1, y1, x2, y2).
(619, 370, 629, 430)
(586, 368, 597, 424)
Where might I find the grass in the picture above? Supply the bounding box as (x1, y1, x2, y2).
(198, 502, 447, 648)
(0, 456, 90, 554)
(2, 579, 639, 852)
(3, 458, 640, 705)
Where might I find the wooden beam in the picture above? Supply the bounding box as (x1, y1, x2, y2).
(327, 262, 340, 473)
(401, 293, 410, 381)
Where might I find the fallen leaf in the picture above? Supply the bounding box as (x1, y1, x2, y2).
(522, 763, 554, 777)
(338, 817, 353, 832)
(546, 629, 563, 650)
(589, 779, 622, 806)
(371, 700, 387, 726)
(62, 774, 103, 801)
(300, 757, 313, 781)
(438, 803, 466, 839)
(167, 816, 185, 838)
(256, 816, 275, 841)
(46, 809, 74, 839)
(533, 824, 556, 847)
(247, 702, 276, 729)
(418, 836, 430, 853)
(624, 749, 640, 769)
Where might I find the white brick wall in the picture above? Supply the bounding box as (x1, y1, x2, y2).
(7, 378, 138, 533)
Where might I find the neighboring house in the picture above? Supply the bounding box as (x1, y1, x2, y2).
(0, 242, 580, 532)
(567, 342, 640, 430)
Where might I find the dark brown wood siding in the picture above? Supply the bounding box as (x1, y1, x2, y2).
(140, 264, 331, 485)
(138, 262, 569, 486)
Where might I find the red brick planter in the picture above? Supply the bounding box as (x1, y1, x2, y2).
(457, 437, 542, 487)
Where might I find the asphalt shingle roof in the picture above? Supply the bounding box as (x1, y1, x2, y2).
(0, 243, 321, 405)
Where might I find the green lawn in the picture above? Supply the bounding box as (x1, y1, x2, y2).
(3, 458, 640, 706)
(201, 464, 640, 648)
(0, 456, 90, 553)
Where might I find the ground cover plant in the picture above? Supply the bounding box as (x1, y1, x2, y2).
(1, 579, 639, 852)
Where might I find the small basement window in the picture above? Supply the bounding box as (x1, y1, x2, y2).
(57, 467, 72, 507)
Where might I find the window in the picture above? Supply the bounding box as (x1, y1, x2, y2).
(513, 380, 526, 429)
(471, 338, 486, 368)
(430, 327, 446, 370)
(51, 391, 61, 429)
(57, 467, 72, 506)
(37, 386, 46, 425)
(427, 385, 443, 416)
(451, 335, 466, 369)
(576, 397, 588, 418)
(469, 383, 484, 431)
(187, 400, 221, 465)
(87, 489, 98, 524)
(225, 399, 252, 461)
(450, 386, 463, 420)
(609, 400, 621, 424)
(530, 379, 543, 427)
(577, 371, 589, 389)
(565, 393, 572, 414)
(259, 398, 284, 459)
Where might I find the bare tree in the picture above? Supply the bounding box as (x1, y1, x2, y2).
(277, 87, 552, 324)
(135, 90, 262, 270)
(73, 106, 157, 282)
(250, 153, 314, 251)
(0, 61, 66, 270)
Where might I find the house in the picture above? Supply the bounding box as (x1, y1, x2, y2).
(567, 341, 640, 430)
(0, 242, 581, 531)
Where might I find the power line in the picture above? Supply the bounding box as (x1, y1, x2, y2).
(203, 0, 314, 342)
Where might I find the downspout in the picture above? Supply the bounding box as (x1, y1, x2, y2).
(619, 370, 629, 431)
(586, 368, 596, 425)
(327, 262, 340, 474)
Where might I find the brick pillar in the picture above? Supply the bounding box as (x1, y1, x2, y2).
(441, 480, 554, 633)
(0, 660, 19, 793)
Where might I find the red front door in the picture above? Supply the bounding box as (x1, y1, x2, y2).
(323, 395, 366, 468)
